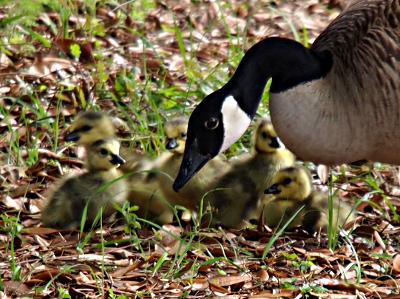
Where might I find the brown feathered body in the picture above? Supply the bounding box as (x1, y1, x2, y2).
(270, 0, 400, 164)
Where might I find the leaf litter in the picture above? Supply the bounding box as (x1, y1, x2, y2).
(1, 0, 400, 298)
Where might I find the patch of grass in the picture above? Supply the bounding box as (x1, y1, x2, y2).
(262, 205, 305, 260)
(282, 251, 315, 275)
(0, 214, 24, 281)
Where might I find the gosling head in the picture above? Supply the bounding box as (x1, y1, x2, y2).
(65, 111, 116, 146)
(264, 165, 312, 201)
(164, 116, 189, 155)
(86, 138, 125, 171)
(253, 118, 285, 154)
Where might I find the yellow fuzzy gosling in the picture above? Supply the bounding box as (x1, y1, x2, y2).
(64, 110, 171, 223)
(42, 138, 128, 230)
(264, 164, 355, 234)
(125, 116, 189, 224)
(64, 110, 149, 172)
(64, 111, 116, 146)
(206, 117, 296, 229)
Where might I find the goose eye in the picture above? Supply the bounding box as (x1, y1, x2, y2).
(100, 148, 109, 156)
(205, 118, 219, 130)
(283, 178, 292, 185)
(81, 125, 92, 132)
(261, 132, 268, 139)
(181, 132, 187, 138)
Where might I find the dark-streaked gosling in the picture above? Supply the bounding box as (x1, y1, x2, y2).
(205, 118, 296, 229)
(64, 110, 169, 223)
(124, 117, 190, 224)
(128, 116, 228, 224)
(64, 111, 116, 146)
(174, 0, 400, 191)
(263, 165, 355, 234)
(64, 112, 183, 224)
(64, 110, 149, 172)
(42, 138, 127, 230)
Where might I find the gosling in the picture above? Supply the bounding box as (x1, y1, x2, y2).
(64, 111, 116, 146)
(42, 138, 128, 230)
(64, 110, 149, 172)
(157, 116, 228, 212)
(264, 164, 355, 234)
(64, 111, 175, 224)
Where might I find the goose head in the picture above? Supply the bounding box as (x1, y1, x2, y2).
(86, 138, 125, 171)
(65, 111, 116, 145)
(164, 116, 189, 155)
(264, 165, 312, 201)
(173, 90, 253, 191)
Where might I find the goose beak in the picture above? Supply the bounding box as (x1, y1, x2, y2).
(264, 183, 280, 194)
(110, 154, 126, 166)
(64, 130, 80, 142)
(173, 138, 211, 192)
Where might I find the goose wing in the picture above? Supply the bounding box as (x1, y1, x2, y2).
(312, 0, 400, 107)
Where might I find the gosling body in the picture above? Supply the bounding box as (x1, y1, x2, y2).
(42, 139, 127, 230)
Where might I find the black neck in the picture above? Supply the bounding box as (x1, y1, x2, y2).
(221, 37, 333, 117)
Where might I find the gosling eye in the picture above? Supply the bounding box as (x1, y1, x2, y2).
(100, 148, 109, 156)
(81, 125, 92, 132)
(283, 178, 292, 185)
(181, 132, 187, 138)
(261, 132, 268, 139)
(204, 117, 219, 130)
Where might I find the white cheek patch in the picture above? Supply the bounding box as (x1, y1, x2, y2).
(220, 95, 252, 152)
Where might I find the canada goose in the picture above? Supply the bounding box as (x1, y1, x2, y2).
(205, 118, 296, 229)
(128, 116, 228, 223)
(173, 0, 400, 191)
(42, 138, 128, 230)
(263, 165, 355, 234)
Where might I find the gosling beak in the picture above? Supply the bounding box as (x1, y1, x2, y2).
(173, 138, 211, 192)
(110, 154, 126, 166)
(166, 138, 178, 150)
(264, 183, 280, 194)
(64, 130, 80, 142)
(269, 137, 282, 149)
